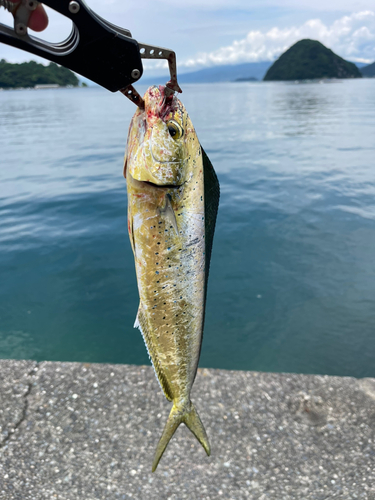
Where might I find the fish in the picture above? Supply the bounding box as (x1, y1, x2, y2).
(124, 85, 220, 471)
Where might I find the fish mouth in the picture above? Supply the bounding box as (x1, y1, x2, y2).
(143, 180, 182, 189)
(128, 172, 182, 189)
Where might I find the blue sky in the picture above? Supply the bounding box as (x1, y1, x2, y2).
(1, 0, 374, 75)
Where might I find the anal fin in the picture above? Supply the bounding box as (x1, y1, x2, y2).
(134, 307, 173, 402)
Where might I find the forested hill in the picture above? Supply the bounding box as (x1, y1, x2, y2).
(264, 39, 362, 81)
(361, 61, 375, 77)
(0, 60, 79, 89)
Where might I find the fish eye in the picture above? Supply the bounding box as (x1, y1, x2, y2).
(167, 120, 183, 140)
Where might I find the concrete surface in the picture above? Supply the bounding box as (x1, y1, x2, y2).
(0, 360, 374, 500)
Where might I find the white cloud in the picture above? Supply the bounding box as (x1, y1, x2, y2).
(181, 11, 375, 69)
(1, 3, 374, 73)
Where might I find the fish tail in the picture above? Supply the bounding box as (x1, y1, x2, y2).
(152, 400, 211, 472)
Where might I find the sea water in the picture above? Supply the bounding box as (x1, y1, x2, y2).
(0, 79, 374, 377)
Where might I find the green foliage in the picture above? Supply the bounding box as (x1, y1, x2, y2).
(361, 62, 375, 77)
(0, 59, 79, 89)
(264, 39, 362, 81)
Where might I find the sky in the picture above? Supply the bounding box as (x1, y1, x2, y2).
(1, 0, 374, 77)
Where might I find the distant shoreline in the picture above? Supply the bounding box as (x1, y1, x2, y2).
(0, 84, 86, 91)
(1, 78, 373, 92)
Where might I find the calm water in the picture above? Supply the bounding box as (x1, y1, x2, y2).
(1, 80, 375, 377)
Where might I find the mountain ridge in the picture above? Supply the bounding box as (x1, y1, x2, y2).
(142, 61, 272, 85)
(361, 61, 375, 77)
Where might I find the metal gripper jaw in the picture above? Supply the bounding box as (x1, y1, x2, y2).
(0, 0, 40, 35)
(0, 0, 182, 107)
(121, 42, 182, 108)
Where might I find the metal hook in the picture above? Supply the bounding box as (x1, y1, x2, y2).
(122, 43, 182, 108)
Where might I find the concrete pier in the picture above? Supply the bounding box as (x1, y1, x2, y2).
(0, 360, 374, 499)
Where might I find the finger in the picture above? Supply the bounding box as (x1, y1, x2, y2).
(28, 4, 49, 32)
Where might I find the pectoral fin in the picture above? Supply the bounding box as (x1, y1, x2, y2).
(158, 193, 178, 234)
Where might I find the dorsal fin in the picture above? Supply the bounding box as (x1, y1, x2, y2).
(191, 146, 219, 384)
(202, 146, 220, 294)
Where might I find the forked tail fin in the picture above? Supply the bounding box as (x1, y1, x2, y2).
(152, 400, 211, 472)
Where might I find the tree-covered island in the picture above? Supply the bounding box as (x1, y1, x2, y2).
(264, 39, 362, 81)
(0, 60, 79, 89)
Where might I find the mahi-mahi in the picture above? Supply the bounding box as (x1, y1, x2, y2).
(124, 85, 220, 471)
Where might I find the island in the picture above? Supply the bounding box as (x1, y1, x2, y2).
(234, 77, 258, 82)
(263, 39, 362, 81)
(0, 59, 79, 89)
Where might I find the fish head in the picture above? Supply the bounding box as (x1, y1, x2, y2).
(124, 86, 194, 186)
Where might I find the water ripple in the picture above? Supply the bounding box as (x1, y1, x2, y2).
(1, 81, 375, 376)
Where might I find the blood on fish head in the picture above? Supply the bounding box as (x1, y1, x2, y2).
(125, 86, 195, 186)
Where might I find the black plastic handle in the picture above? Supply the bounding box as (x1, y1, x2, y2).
(0, 0, 143, 91)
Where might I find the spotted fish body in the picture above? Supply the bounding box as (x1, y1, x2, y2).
(124, 86, 219, 471)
